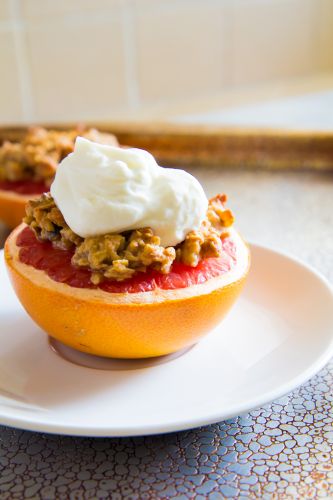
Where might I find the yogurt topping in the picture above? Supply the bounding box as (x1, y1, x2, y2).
(50, 137, 208, 247)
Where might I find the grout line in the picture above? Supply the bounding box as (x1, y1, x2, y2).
(9, 0, 35, 123)
(120, 1, 141, 111)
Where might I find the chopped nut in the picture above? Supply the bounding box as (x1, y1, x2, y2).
(124, 228, 176, 274)
(73, 234, 127, 270)
(176, 194, 233, 266)
(24, 193, 82, 248)
(92, 262, 135, 285)
(207, 193, 234, 231)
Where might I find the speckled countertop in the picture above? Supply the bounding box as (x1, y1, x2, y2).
(0, 168, 332, 499)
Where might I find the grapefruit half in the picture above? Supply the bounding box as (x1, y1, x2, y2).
(5, 224, 250, 358)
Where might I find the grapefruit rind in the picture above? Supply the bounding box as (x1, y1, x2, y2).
(5, 224, 250, 358)
(0, 189, 31, 229)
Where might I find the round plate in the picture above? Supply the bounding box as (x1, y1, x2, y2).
(0, 244, 333, 437)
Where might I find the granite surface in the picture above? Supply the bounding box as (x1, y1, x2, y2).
(0, 168, 332, 499)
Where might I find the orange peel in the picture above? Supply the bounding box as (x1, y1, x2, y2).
(0, 189, 32, 229)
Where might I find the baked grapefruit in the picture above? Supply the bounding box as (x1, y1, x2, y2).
(0, 127, 119, 229)
(5, 223, 250, 359)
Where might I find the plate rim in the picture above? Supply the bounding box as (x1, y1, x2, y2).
(0, 243, 333, 437)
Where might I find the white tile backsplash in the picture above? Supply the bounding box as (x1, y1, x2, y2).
(0, 0, 332, 124)
(134, 0, 232, 103)
(232, 0, 318, 85)
(25, 10, 128, 122)
(0, 0, 10, 23)
(318, 0, 333, 71)
(0, 31, 24, 122)
(21, 0, 124, 21)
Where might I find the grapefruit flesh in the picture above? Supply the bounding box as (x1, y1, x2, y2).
(0, 180, 48, 195)
(17, 226, 237, 293)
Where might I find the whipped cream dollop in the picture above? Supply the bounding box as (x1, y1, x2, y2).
(50, 137, 208, 247)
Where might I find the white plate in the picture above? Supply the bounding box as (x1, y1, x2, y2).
(0, 244, 333, 437)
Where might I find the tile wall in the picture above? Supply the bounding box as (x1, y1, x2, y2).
(0, 0, 332, 125)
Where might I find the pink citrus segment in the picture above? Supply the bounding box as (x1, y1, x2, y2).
(0, 180, 48, 195)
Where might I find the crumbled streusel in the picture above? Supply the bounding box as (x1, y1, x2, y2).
(24, 193, 234, 283)
(0, 127, 118, 184)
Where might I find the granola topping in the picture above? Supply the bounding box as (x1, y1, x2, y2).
(0, 127, 118, 185)
(23, 193, 234, 284)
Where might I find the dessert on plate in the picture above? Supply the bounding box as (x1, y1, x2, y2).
(5, 138, 250, 358)
(0, 127, 118, 228)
